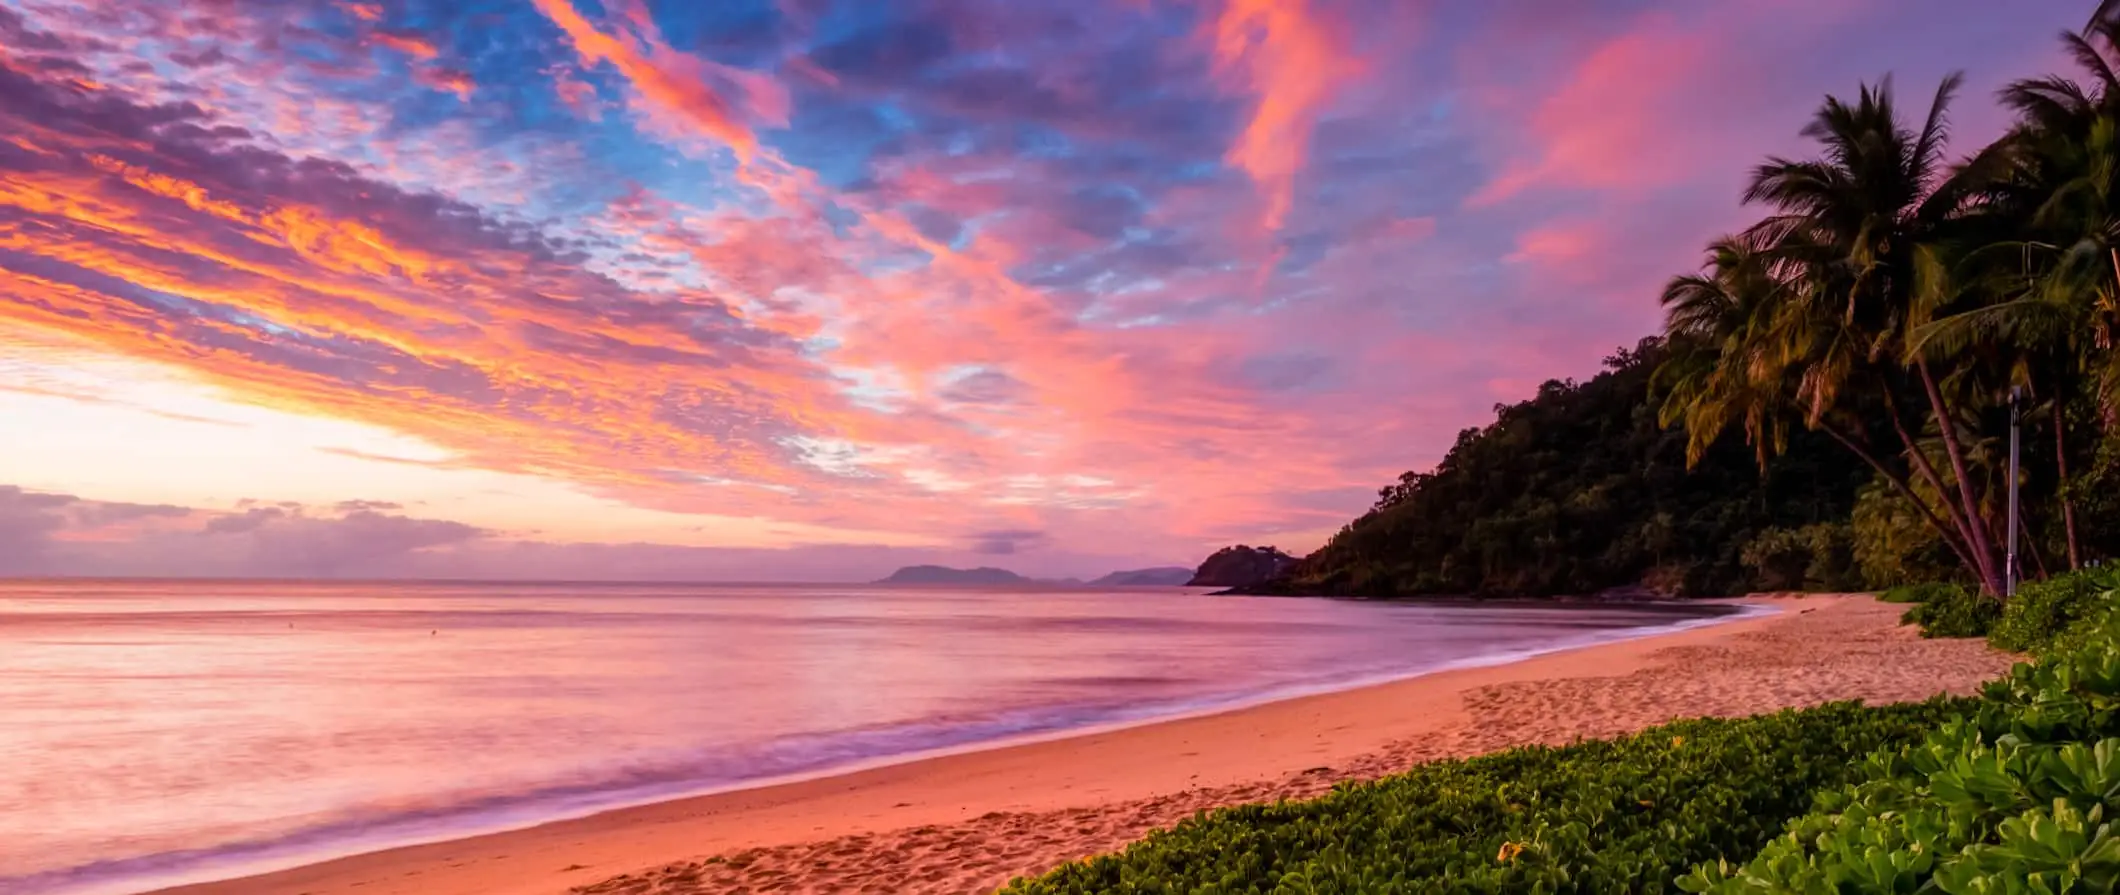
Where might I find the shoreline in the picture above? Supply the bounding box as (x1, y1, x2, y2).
(88, 598, 1760, 895)
(92, 598, 1759, 895)
(138, 595, 2004, 895)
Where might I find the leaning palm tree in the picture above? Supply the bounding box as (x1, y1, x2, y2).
(1657, 238, 1793, 467)
(1733, 73, 2011, 594)
(1659, 239, 1988, 579)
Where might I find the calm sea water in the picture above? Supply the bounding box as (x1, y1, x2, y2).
(0, 579, 1745, 894)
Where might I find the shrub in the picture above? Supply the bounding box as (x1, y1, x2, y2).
(1899, 582, 2000, 638)
(1990, 567, 2120, 654)
(1003, 700, 1962, 895)
(1879, 580, 1965, 604)
(1740, 526, 1814, 591)
(1739, 523, 1861, 592)
(1678, 585, 2120, 894)
(1851, 479, 1965, 588)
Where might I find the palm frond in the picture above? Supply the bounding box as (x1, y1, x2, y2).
(1912, 72, 1966, 193)
(2064, 31, 2120, 100)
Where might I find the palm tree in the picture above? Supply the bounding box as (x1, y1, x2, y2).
(1660, 4, 2120, 593)
(1730, 73, 2010, 594)
(1917, 10, 2120, 570)
(1658, 239, 1987, 579)
(1657, 238, 1793, 468)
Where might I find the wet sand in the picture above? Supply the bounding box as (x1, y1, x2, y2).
(154, 595, 2013, 895)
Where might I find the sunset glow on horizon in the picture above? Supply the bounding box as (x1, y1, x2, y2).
(0, 0, 2079, 581)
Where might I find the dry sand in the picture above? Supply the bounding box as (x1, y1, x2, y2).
(154, 595, 2015, 895)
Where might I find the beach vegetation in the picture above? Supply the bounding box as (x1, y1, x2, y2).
(1901, 581, 2003, 639)
(1993, 566, 2120, 652)
(1882, 580, 1966, 603)
(1740, 522, 1862, 592)
(1893, 566, 2120, 649)
(1680, 571, 2120, 894)
(1002, 700, 1962, 894)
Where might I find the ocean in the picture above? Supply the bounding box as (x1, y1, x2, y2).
(0, 579, 1746, 894)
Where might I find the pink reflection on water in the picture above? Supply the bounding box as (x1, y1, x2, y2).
(0, 579, 1734, 894)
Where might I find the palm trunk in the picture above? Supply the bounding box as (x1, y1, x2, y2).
(1883, 387, 1997, 589)
(1819, 421, 1982, 575)
(2026, 517, 2052, 581)
(2054, 400, 2082, 570)
(1917, 358, 2004, 596)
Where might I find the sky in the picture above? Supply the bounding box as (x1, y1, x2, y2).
(0, 0, 2092, 581)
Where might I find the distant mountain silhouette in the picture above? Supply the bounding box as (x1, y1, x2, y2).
(874, 565, 1029, 585)
(1187, 546, 1298, 587)
(1087, 567, 1195, 586)
(873, 565, 1196, 587)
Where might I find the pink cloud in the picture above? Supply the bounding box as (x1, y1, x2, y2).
(0, 0, 2085, 576)
(369, 29, 440, 60)
(1469, 21, 1711, 205)
(1462, 1, 1875, 208)
(547, 63, 603, 120)
(1504, 219, 1598, 269)
(1210, 0, 1365, 236)
(413, 65, 475, 100)
(531, 0, 788, 159)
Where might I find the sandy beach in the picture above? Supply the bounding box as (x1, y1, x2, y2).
(152, 595, 2014, 895)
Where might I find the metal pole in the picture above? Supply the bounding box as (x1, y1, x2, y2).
(2007, 387, 2023, 598)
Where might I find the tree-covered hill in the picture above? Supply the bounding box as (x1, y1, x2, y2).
(1256, 7, 2120, 600)
(1253, 338, 1873, 598)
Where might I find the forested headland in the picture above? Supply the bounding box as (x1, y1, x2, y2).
(1252, 11, 2120, 599)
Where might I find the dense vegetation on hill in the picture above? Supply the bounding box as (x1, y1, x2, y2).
(1257, 339, 1871, 597)
(1262, 7, 2120, 599)
(1186, 545, 1298, 588)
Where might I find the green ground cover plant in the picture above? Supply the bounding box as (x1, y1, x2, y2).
(1991, 568, 2120, 653)
(1001, 700, 1963, 894)
(1680, 571, 2120, 894)
(1900, 582, 2003, 639)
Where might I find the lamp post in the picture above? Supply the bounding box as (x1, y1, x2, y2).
(2007, 386, 2024, 598)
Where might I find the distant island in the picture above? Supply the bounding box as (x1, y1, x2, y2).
(873, 565, 1196, 587)
(1187, 546, 1298, 588)
(874, 565, 1030, 585)
(1087, 567, 1194, 587)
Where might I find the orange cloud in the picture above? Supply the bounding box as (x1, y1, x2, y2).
(1210, 0, 1362, 235)
(0, 2, 1463, 562)
(0, 80, 857, 512)
(370, 30, 440, 61)
(530, 0, 786, 160)
(415, 65, 476, 100)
